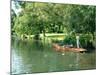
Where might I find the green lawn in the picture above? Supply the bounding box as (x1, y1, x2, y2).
(40, 33, 67, 40)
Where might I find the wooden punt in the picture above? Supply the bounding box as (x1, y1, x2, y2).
(52, 43, 87, 53)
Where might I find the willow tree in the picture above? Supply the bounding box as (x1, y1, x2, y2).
(11, 9, 17, 35)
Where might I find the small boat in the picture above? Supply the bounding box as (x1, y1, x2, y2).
(52, 43, 87, 53)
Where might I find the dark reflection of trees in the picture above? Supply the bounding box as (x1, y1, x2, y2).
(12, 39, 44, 51)
(33, 40, 44, 51)
(12, 38, 51, 74)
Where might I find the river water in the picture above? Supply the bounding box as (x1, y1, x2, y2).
(11, 38, 96, 74)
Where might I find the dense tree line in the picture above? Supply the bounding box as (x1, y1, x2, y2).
(11, 1, 96, 39)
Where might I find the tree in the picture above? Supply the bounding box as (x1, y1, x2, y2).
(11, 9, 17, 35)
(65, 5, 96, 34)
(12, 1, 96, 40)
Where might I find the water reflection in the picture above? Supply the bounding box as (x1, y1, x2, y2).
(11, 38, 96, 74)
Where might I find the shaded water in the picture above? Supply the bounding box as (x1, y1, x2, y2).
(11, 38, 96, 74)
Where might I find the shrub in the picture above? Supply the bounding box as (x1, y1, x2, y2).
(33, 34, 40, 40)
(63, 33, 96, 49)
(63, 35, 76, 46)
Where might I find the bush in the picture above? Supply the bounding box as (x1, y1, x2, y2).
(63, 35, 76, 46)
(33, 34, 40, 40)
(63, 33, 96, 49)
(79, 33, 95, 48)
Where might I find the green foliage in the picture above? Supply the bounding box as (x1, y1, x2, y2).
(63, 35, 76, 46)
(11, 9, 17, 35)
(11, 1, 96, 42)
(65, 5, 96, 34)
(33, 34, 40, 40)
(63, 33, 96, 48)
(80, 33, 95, 48)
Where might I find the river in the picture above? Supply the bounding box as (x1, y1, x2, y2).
(11, 38, 96, 74)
